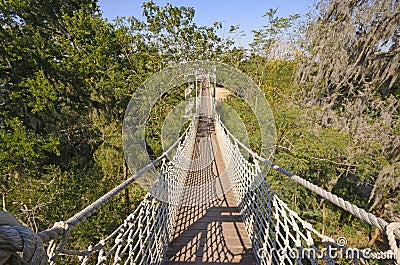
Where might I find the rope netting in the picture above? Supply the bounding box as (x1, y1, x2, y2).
(0, 118, 198, 265)
(74, 117, 199, 265)
(215, 114, 400, 265)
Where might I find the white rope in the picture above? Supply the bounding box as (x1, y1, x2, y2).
(215, 115, 399, 264)
(74, 118, 199, 265)
(0, 99, 199, 265)
(386, 222, 400, 265)
(217, 116, 400, 240)
(0, 211, 49, 265)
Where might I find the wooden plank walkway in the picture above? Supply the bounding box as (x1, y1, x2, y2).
(165, 86, 257, 264)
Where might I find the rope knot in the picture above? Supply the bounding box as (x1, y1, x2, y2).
(0, 211, 49, 265)
(386, 222, 400, 265)
(37, 221, 69, 244)
(53, 221, 69, 232)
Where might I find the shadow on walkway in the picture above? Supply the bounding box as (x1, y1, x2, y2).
(165, 85, 256, 264)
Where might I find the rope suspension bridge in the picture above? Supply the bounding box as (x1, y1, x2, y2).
(1, 67, 399, 265)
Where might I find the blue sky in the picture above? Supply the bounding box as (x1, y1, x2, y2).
(98, 0, 313, 47)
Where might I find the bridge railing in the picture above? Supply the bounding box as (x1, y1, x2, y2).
(0, 117, 198, 265)
(215, 114, 400, 265)
(75, 117, 198, 265)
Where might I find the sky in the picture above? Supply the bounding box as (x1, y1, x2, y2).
(97, 0, 313, 47)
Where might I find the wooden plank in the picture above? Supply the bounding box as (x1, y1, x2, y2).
(166, 86, 257, 264)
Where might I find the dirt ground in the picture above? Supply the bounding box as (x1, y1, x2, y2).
(215, 86, 232, 100)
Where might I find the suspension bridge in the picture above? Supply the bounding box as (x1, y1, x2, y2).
(0, 68, 399, 265)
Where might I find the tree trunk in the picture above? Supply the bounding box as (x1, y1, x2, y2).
(368, 228, 381, 246)
(123, 162, 130, 214)
(2, 193, 6, 212)
(322, 200, 326, 235)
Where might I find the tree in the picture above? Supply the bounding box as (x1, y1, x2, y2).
(250, 8, 300, 59)
(242, 8, 299, 96)
(297, 0, 400, 97)
(0, 0, 232, 256)
(296, 0, 400, 223)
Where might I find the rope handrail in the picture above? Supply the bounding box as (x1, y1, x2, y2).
(215, 116, 400, 264)
(35, 117, 197, 263)
(216, 117, 400, 240)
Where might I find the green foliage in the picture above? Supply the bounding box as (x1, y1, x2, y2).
(222, 94, 262, 153)
(145, 84, 186, 157)
(250, 8, 299, 56)
(21, 70, 58, 113)
(0, 118, 59, 175)
(241, 59, 299, 104)
(94, 121, 124, 178)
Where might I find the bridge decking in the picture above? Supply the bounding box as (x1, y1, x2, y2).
(165, 87, 256, 264)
